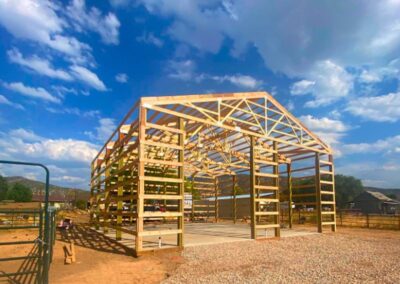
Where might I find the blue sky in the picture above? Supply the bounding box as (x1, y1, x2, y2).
(0, 0, 399, 189)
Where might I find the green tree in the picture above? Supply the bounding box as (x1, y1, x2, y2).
(335, 174, 363, 208)
(7, 183, 32, 202)
(0, 175, 8, 201)
(75, 199, 87, 210)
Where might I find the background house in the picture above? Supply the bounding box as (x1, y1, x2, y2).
(350, 191, 400, 214)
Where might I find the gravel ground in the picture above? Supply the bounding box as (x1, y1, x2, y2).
(163, 228, 400, 283)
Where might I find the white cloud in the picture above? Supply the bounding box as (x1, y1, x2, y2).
(209, 74, 262, 89)
(336, 161, 400, 188)
(346, 92, 400, 122)
(341, 135, 400, 155)
(0, 0, 90, 59)
(138, 1, 400, 78)
(7, 48, 73, 81)
(0, 128, 99, 164)
(0, 128, 99, 188)
(66, 0, 121, 45)
(69, 65, 107, 91)
(359, 69, 382, 84)
(4, 82, 61, 104)
(115, 73, 128, 83)
(299, 115, 349, 148)
(167, 59, 196, 81)
(46, 107, 100, 118)
(302, 60, 354, 107)
(167, 59, 262, 89)
(290, 80, 315, 95)
(0, 94, 24, 110)
(85, 118, 116, 141)
(136, 31, 164, 47)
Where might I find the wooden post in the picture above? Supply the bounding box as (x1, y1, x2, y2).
(315, 152, 322, 233)
(250, 136, 256, 239)
(135, 105, 146, 254)
(273, 141, 280, 237)
(103, 148, 111, 234)
(287, 163, 293, 229)
(366, 213, 370, 228)
(232, 175, 237, 224)
(116, 132, 125, 240)
(191, 174, 195, 222)
(214, 177, 219, 223)
(329, 154, 337, 232)
(177, 117, 185, 248)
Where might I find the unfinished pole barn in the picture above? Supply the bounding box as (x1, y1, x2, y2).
(90, 92, 336, 255)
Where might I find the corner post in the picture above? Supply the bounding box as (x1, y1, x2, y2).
(287, 163, 293, 229)
(250, 136, 256, 239)
(177, 117, 185, 248)
(232, 175, 237, 224)
(315, 152, 322, 233)
(214, 177, 219, 223)
(273, 141, 280, 237)
(135, 105, 146, 254)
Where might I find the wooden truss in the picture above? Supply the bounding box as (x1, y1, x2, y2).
(90, 92, 336, 255)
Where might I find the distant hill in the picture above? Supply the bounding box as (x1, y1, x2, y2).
(5, 176, 90, 201)
(364, 187, 400, 200)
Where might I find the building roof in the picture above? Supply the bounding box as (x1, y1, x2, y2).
(32, 193, 71, 203)
(366, 191, 400, 204)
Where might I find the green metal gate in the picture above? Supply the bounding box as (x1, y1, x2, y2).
(0, 160, 56, 283)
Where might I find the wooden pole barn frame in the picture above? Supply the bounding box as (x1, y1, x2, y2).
(90, 92, 336, 256)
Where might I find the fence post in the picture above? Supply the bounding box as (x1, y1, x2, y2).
(366, 213, 370, 228)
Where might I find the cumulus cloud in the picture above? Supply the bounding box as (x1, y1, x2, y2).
(346, 92, 400, 122)
(66, 0, 121, 45)
(136, 31, 164, 47)
(0, 0, 90, 59)
(291, 60, 354, 107)
(0, 128, 98, 163)
(4, 82, 61, 104)
(0, 128, 99, 188)
(115, 73, 128, 83)
(299, 115, 349, 149)
(69, 65, 107, 91)
(138, 1, 400, 78)
(341, 135, 400, 156)
(167, 59, 262, 89)
(7, 48, 73, 81)
(290, 80, 315, 95)
(85, 118, 116, 141)
(0, 94, 24, 110)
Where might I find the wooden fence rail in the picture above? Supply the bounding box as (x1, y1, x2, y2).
(281, 210, 400, 230)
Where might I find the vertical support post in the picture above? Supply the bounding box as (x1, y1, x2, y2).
(116, 132, 125, 240)
(135, 105, 146, 254)
(214, 177, 219, 223)
(90, 162, 94, 225)
(103, 148, 111, 234)
(273, 141, 280, 237)
(232, 175, 237, 224)
(329, 154, 337, 232)
(177, 117, 185, 248)
(250, 136, 256, 239)
(315, 152, 322, 233)
(191, 174, 195, 222)
(287, 163, 293, 229)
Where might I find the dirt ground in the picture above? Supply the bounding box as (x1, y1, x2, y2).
(1, 222, 400, 283)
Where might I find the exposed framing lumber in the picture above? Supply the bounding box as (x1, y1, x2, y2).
(89, 92, 336, 255)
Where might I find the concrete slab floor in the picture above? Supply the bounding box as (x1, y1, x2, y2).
(95, 222, 319, 251)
